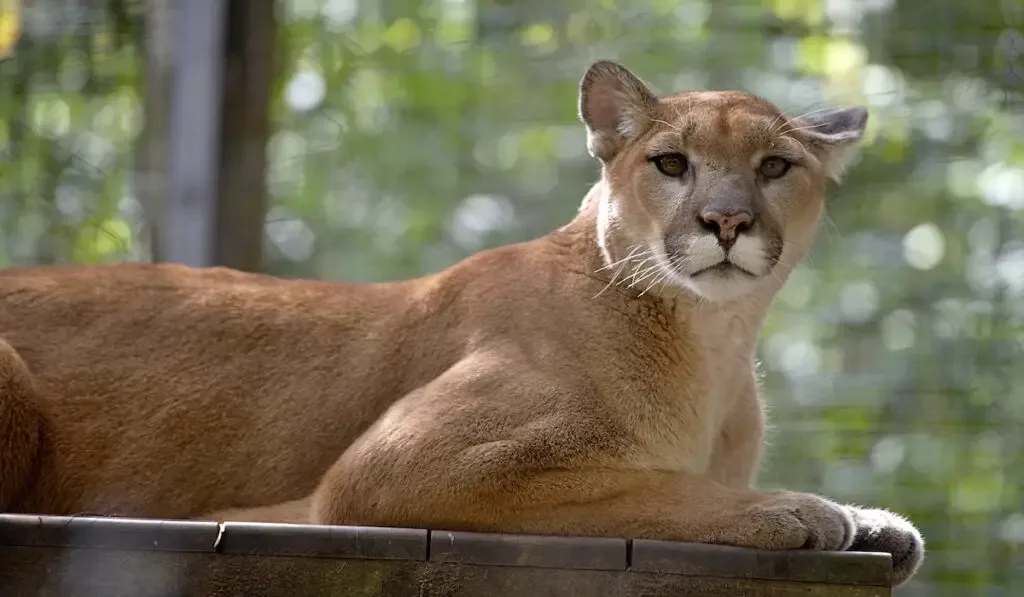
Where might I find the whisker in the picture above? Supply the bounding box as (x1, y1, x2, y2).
(777, 103, 850, 136)
(592, 266, 624, 300)
(638, 272, 666, 296)
(779, 121, 833, 135)
(768, 255, 801, 277)
(627, 257, 664, 290)
(767, 109, 789, 136)
(672, 102, 685, 123)
(651, 119, 681, 132)
(619, 261, 646, 288)
(594, 245, 643, 273)
(823, 214, 843, 247)
(630, 260, 662, 282)
(772, 103, 845, 137)
(766, 261, 789, 287)
(788, 104, 844, 123)
(655, 255, 687, 297)
(627, 269, 654, 289)
(591, 281, 614, 300)
(622, 258, 656, 287)
(592, 247, 650, 299)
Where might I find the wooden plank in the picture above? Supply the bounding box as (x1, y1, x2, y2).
(631, 539, 891, 586)
(0, 514, 219, 552)
(218, 521, 427, 561)
(430, 529, 627, 571)
(0, 514, 893, 596)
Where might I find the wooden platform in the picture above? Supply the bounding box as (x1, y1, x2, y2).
(0, 514, 893, 596)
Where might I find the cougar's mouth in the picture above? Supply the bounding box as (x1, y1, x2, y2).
(691, 260, 757, 278)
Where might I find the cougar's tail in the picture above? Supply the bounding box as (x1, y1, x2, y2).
(0, 338, 46, 511)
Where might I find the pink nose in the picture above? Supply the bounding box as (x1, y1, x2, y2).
(700, 210, 753, 247)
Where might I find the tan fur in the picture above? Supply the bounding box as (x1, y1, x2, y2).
(0, 61, 922, 585)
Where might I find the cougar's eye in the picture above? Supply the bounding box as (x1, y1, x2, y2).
(650, 153, 688, 178)
(759, 156, 791, 179)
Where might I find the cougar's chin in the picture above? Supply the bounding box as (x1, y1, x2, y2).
(659, 234, 773, 302)
(684, 265, 763, 302)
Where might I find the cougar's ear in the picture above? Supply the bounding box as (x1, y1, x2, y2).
(578, 60, 658, 162)
(790, 106, 869, 182)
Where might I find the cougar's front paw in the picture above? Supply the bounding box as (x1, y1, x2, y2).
(742, 492, 856, 551)
(845, 506, 924, 587)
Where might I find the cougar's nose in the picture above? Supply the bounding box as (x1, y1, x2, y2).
(699, 209, 754, 249)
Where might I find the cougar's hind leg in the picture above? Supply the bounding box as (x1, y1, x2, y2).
(0, 338, 47, 511)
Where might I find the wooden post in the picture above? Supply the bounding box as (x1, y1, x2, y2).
(148, 0, 275, 272)
(160, 0, 227, 268)
(137, 0, 172, 263)
(214, 0, 276, 273)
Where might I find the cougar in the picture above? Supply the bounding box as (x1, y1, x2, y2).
(0, 61, 923, 586)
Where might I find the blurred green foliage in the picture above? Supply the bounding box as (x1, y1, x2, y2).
(1, 0, 1023, 595)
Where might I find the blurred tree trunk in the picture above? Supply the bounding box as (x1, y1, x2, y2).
(142, 0, 275, 272)
(214, 0, 276, 273)
(137, 0, 172, 263)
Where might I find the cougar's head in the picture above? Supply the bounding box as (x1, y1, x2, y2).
(579, 61, 868, 302)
